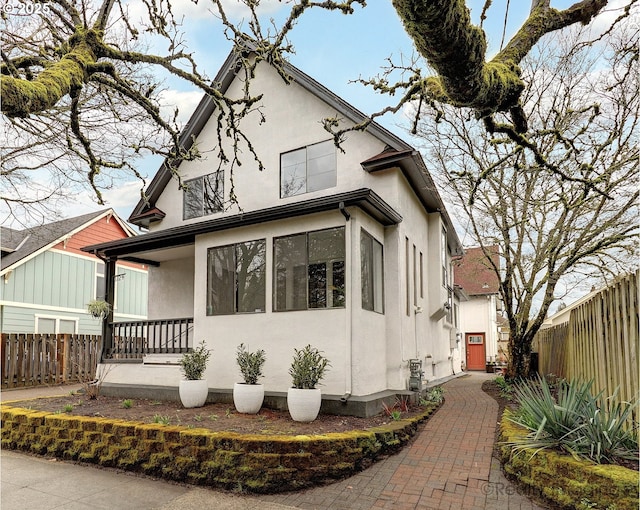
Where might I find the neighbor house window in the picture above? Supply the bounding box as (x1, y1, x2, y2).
(36, 316, 78, 334)
(183, 171, 224, 220)
(280, 140, 336, 198)
(95, 261, 105, 300)
(361, 229, 384, 313)
(273, 227, 345, 311)
(207, 239, 266, 315)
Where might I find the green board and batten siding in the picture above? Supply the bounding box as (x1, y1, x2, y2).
(2, 250, 147, 333)
(115, 266, 148, 317)
(4, 251, 94, 308)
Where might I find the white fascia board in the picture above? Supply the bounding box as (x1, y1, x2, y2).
(0, 209, 133, 276)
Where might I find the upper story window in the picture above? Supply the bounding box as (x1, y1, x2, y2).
(441, 227, 449, 288)
(280, 140, 336, 198)
(361, 229, 384, 313)
(183, 171, 223, 220)
(207, 239, 266, 315)
(273, 227, 345, 311)
(96, 261, 105, 300)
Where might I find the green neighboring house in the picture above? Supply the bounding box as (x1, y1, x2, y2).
(1, 210, 148, 335)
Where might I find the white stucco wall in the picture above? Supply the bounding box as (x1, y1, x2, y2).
(147, 256, 195, 320)
(191, 211, 350, 395)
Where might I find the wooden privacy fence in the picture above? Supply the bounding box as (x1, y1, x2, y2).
(536, 323, 569, 378)
(1, 334, 101, 389)
(535, 271, 639, 426)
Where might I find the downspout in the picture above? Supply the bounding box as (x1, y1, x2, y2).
(339, 202, 352, 403)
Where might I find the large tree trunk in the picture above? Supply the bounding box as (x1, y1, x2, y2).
(507, 332, 535, 380)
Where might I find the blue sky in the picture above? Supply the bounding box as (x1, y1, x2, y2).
(54, 0, 625, 222)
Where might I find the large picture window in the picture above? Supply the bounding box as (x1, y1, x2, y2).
(273, 227, 345, 311)
(207, 240, 266, 315)
(361, 229, 384, 313)
(184, 172, 224, 220)
(280, 140, 336, 198)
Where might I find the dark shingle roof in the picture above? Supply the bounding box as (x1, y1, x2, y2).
(0, 210, 107, 271)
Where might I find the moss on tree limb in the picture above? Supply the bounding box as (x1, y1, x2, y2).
(393, 0, 609, 115)
(1, 32, 98, 118)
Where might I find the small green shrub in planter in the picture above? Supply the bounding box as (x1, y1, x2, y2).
(288, 345, 330, 422)
(179, 341, 211, 408)
(234, 344, 267, 414)
(236, 343, 266, 385)
(289, 344, 330, 389)
(179, 340, 211, 380)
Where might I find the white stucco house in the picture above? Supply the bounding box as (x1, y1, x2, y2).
(83, 48, 464, 416)
(453, 246, 504, 371)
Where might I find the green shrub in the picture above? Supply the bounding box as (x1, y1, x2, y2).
(494, 375, 514, 400)
(179, 340, 211, 380)
(236, 343, 266, 385)
(507, 376, 638, 465)
(424, 386, 444, 404)
(289, 345, 330, 389)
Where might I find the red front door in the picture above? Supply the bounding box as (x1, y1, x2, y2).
(466, 333, 486, 370)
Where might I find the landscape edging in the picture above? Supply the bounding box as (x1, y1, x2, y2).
(1, 401, 440, 493)
(499, 411, 639, 510)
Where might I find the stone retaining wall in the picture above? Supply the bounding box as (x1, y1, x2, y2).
(1, 402, 439, 493)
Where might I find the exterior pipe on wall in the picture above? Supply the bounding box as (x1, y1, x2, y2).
(339, 201, 351, 221)
(343, 206, 353, 403)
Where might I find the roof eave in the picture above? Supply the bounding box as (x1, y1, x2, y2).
(87, 188, 402, 260)
(362, 151, 463, 256)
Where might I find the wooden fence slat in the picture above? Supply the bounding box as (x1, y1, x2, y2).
(534, 271, 639, 430)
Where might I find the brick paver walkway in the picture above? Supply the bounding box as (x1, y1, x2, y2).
(258, 372, 545, 510)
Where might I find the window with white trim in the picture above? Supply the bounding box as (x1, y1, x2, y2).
(280, 140, 337, 198)
(36, 316, 78, 334)
(273, 227, 345, 311)
(95, 261, 105, 300)
(183, 171, 224, 220)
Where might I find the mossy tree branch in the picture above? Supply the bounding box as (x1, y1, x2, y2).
(392, 0, 611, 119)
(1, 29, 99, 118)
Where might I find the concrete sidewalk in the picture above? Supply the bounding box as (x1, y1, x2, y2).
(1, 374, 546, 509)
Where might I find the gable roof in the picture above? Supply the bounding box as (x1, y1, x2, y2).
(454, 246, 501, 296)
(0, 209, 135, 273)
(128, 46, 462, 256)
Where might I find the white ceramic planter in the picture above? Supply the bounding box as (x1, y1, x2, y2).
(233, 383, 264, 414)
(179, 379, 208, 408)
(287, 388, 322, 422)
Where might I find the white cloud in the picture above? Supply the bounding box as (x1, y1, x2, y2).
(120, 0, 286, 30)
(158, 89, 205, 125)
